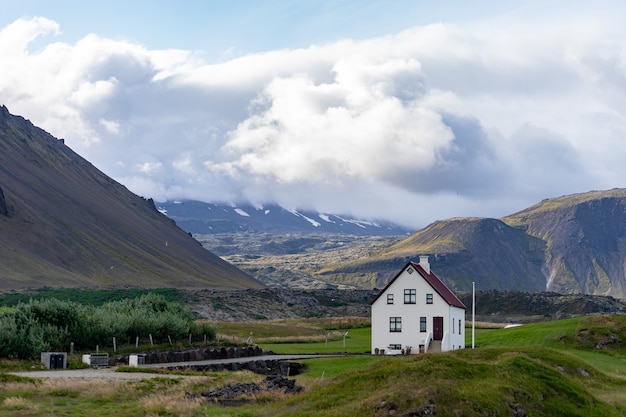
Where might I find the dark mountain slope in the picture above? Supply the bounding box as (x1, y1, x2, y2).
(319, 217, 546, 291)
(0, 105, 262, 290)
(503, 189, 626, 296)
(383, 217, 546, 291)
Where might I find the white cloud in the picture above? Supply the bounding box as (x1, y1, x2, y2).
(2, 13, 626, 228)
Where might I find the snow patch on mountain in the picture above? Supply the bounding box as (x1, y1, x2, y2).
(234, 208, 250, 217)
(289, 210, 321, 227)
(318, 214, 335, 223)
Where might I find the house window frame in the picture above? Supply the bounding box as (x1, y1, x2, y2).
(387, 294, 394, 304)
(419, 316, 427, 332)
(404, 289, 416, 304)
(426, 293, 433, 304)
(389, 317, 402, 332)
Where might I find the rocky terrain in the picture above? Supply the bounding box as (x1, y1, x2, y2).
(184, 288, 626, 323)
(187, 288, 378, 321)
(195, 233, 402, 289)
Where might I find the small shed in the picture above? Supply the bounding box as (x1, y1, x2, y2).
(41, 352, 67, 369)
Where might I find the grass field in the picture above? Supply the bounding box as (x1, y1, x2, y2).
(2, 314, 626, 416)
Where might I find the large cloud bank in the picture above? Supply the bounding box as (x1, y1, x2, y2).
(1, 16, 625, 228)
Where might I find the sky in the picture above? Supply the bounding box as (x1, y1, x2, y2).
(1, 1, 625, 229)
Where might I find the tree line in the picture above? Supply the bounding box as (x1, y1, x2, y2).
(0, 293, 215, 359)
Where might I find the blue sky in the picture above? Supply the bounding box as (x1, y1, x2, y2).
(1, 1, 626, 228)
(2, 1, 506, 53)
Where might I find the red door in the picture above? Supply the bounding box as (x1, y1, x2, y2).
(433, 317, 443, 340)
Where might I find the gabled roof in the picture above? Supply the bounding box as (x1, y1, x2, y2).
(371, 261, 466, 309)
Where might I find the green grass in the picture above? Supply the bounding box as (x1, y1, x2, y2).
(298, 355, 384, 379)
(0, 288, 183, 307)
(259, 327, 371, 354)
(470, 316, 583, 348)
(470, 315, 626, 377)
(244, 346, 626, 417)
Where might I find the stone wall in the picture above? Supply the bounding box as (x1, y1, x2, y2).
(109, 345, 264, 366)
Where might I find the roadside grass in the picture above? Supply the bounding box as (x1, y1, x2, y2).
(297, 355, 384, 379)
(210, 316, 369, 339)
(259, 326, 371, 354)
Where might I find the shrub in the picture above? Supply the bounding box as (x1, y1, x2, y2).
(0, 293, 198, 359)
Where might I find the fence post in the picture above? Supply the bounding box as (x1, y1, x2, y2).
(149, 334, 153, 346)
(113, 337, 117, 352)
(135, 336, 139, 348)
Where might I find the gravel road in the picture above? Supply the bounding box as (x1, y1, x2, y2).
(10, 354, 332, 380)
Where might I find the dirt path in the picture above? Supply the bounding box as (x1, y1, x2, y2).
(10, 367, 195, 380)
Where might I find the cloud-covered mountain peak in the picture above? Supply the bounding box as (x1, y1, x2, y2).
(157, 200, 411, 236)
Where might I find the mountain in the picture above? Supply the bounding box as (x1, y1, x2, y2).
(319, 189, 626, 298)
(502, 189, 626, 295)
(156, 200, 412, 236)
(0, 105, 263, 290)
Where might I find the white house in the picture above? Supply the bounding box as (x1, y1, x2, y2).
(371, 256, 466, 355)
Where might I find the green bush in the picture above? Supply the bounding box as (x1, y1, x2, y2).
(0, 293, 207, 359)
(190, 321, 217, 341)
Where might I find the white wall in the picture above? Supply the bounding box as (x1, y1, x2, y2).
(444, 306, 466, 351)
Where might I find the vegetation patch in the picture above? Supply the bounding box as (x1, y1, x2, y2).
(574, 314, 626, 353)
(0, 287, 183, 307)
(0, 293, 213, 359)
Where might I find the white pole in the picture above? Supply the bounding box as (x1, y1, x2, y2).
(472, 281, 476, 349)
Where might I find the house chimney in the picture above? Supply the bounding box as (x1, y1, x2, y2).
(419, 255, 430, 274)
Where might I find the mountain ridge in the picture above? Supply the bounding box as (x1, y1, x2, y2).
(316, 189, 626, 297)
(156, 200, 412, 236)
(0, 105, 262, 290)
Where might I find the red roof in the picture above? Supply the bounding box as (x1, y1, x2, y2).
(371, 261, 466, 309)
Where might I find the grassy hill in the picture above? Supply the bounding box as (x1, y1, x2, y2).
(254, 316, 626, 416)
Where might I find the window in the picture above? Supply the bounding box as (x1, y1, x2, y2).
(404, 289, 416, 304)
(426, 293, 433, 304)
(390, 317, 402, 332)
(387, 294, 394, 304)
(388, 344, 402, 350)
(459, 319, 462, 334)
(420, 317, 427, 332)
